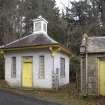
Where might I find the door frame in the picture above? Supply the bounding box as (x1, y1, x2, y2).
(21, 56, 33, 88)
(97, 58, 100, 96)
(98, 57, 105, 96)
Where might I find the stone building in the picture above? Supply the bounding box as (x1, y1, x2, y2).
(80, 34, 105, 96)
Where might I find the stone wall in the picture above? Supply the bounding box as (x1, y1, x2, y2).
(81, 53, 105, 95)
(87, 54, 98, 95)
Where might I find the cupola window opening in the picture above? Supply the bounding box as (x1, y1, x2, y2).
(35, 21, 41, 31)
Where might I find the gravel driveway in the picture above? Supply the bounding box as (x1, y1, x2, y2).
(0, 90, 62, 105)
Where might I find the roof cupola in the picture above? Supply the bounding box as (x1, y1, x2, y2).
(33, 16, 48, 34)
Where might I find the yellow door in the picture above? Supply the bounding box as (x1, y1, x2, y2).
(22, 57, 32, 87)
(99, 59, 105, 96)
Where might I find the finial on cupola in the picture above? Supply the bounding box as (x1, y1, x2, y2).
(32, 15, 48, 35)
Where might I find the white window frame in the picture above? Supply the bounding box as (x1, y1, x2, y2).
(43, 22, 47, 32)
(60, 58, 65, 78)
(11, 57, 16, 78)
(39, 55, 45, 79)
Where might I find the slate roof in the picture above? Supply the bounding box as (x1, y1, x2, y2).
(4, 33, 58, 49)
(86, 37, 105, 53)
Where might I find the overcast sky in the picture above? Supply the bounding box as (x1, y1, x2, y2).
(55, 0, 68, 10)
(55, 0, 80, 12)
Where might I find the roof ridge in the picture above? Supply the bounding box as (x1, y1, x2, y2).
(45, 34, 58, 43)
(5, 33, 57, 47)
(5, 33, 34, 47)
(2, 33, 58, 49)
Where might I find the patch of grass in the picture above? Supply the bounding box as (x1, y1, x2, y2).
(25, 84, 96, 105)
(28, 85, 104, 105)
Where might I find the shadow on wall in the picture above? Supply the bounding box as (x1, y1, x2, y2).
(0, 54, 4, 79)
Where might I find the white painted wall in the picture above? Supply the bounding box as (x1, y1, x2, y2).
(5, 55, 21, 87)
(5, 49, 70, 88)
(5, 49, 53, 88)
(54, 52, 70, 86)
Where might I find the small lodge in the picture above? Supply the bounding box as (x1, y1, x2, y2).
(80, 34, 105, 96)
(0, 16, 70, 89)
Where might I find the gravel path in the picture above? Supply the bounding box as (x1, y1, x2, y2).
(0, 90, 63, 105)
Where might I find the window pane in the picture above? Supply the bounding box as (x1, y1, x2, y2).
(39, 56, 45, 79)
(35, 22, 41, 31)
(11, 57, 16, 78)
(60, 58, 65, 78)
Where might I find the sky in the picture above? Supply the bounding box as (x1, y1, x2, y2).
(55, 0, 80, 12)
(55, 0, 69, 11)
